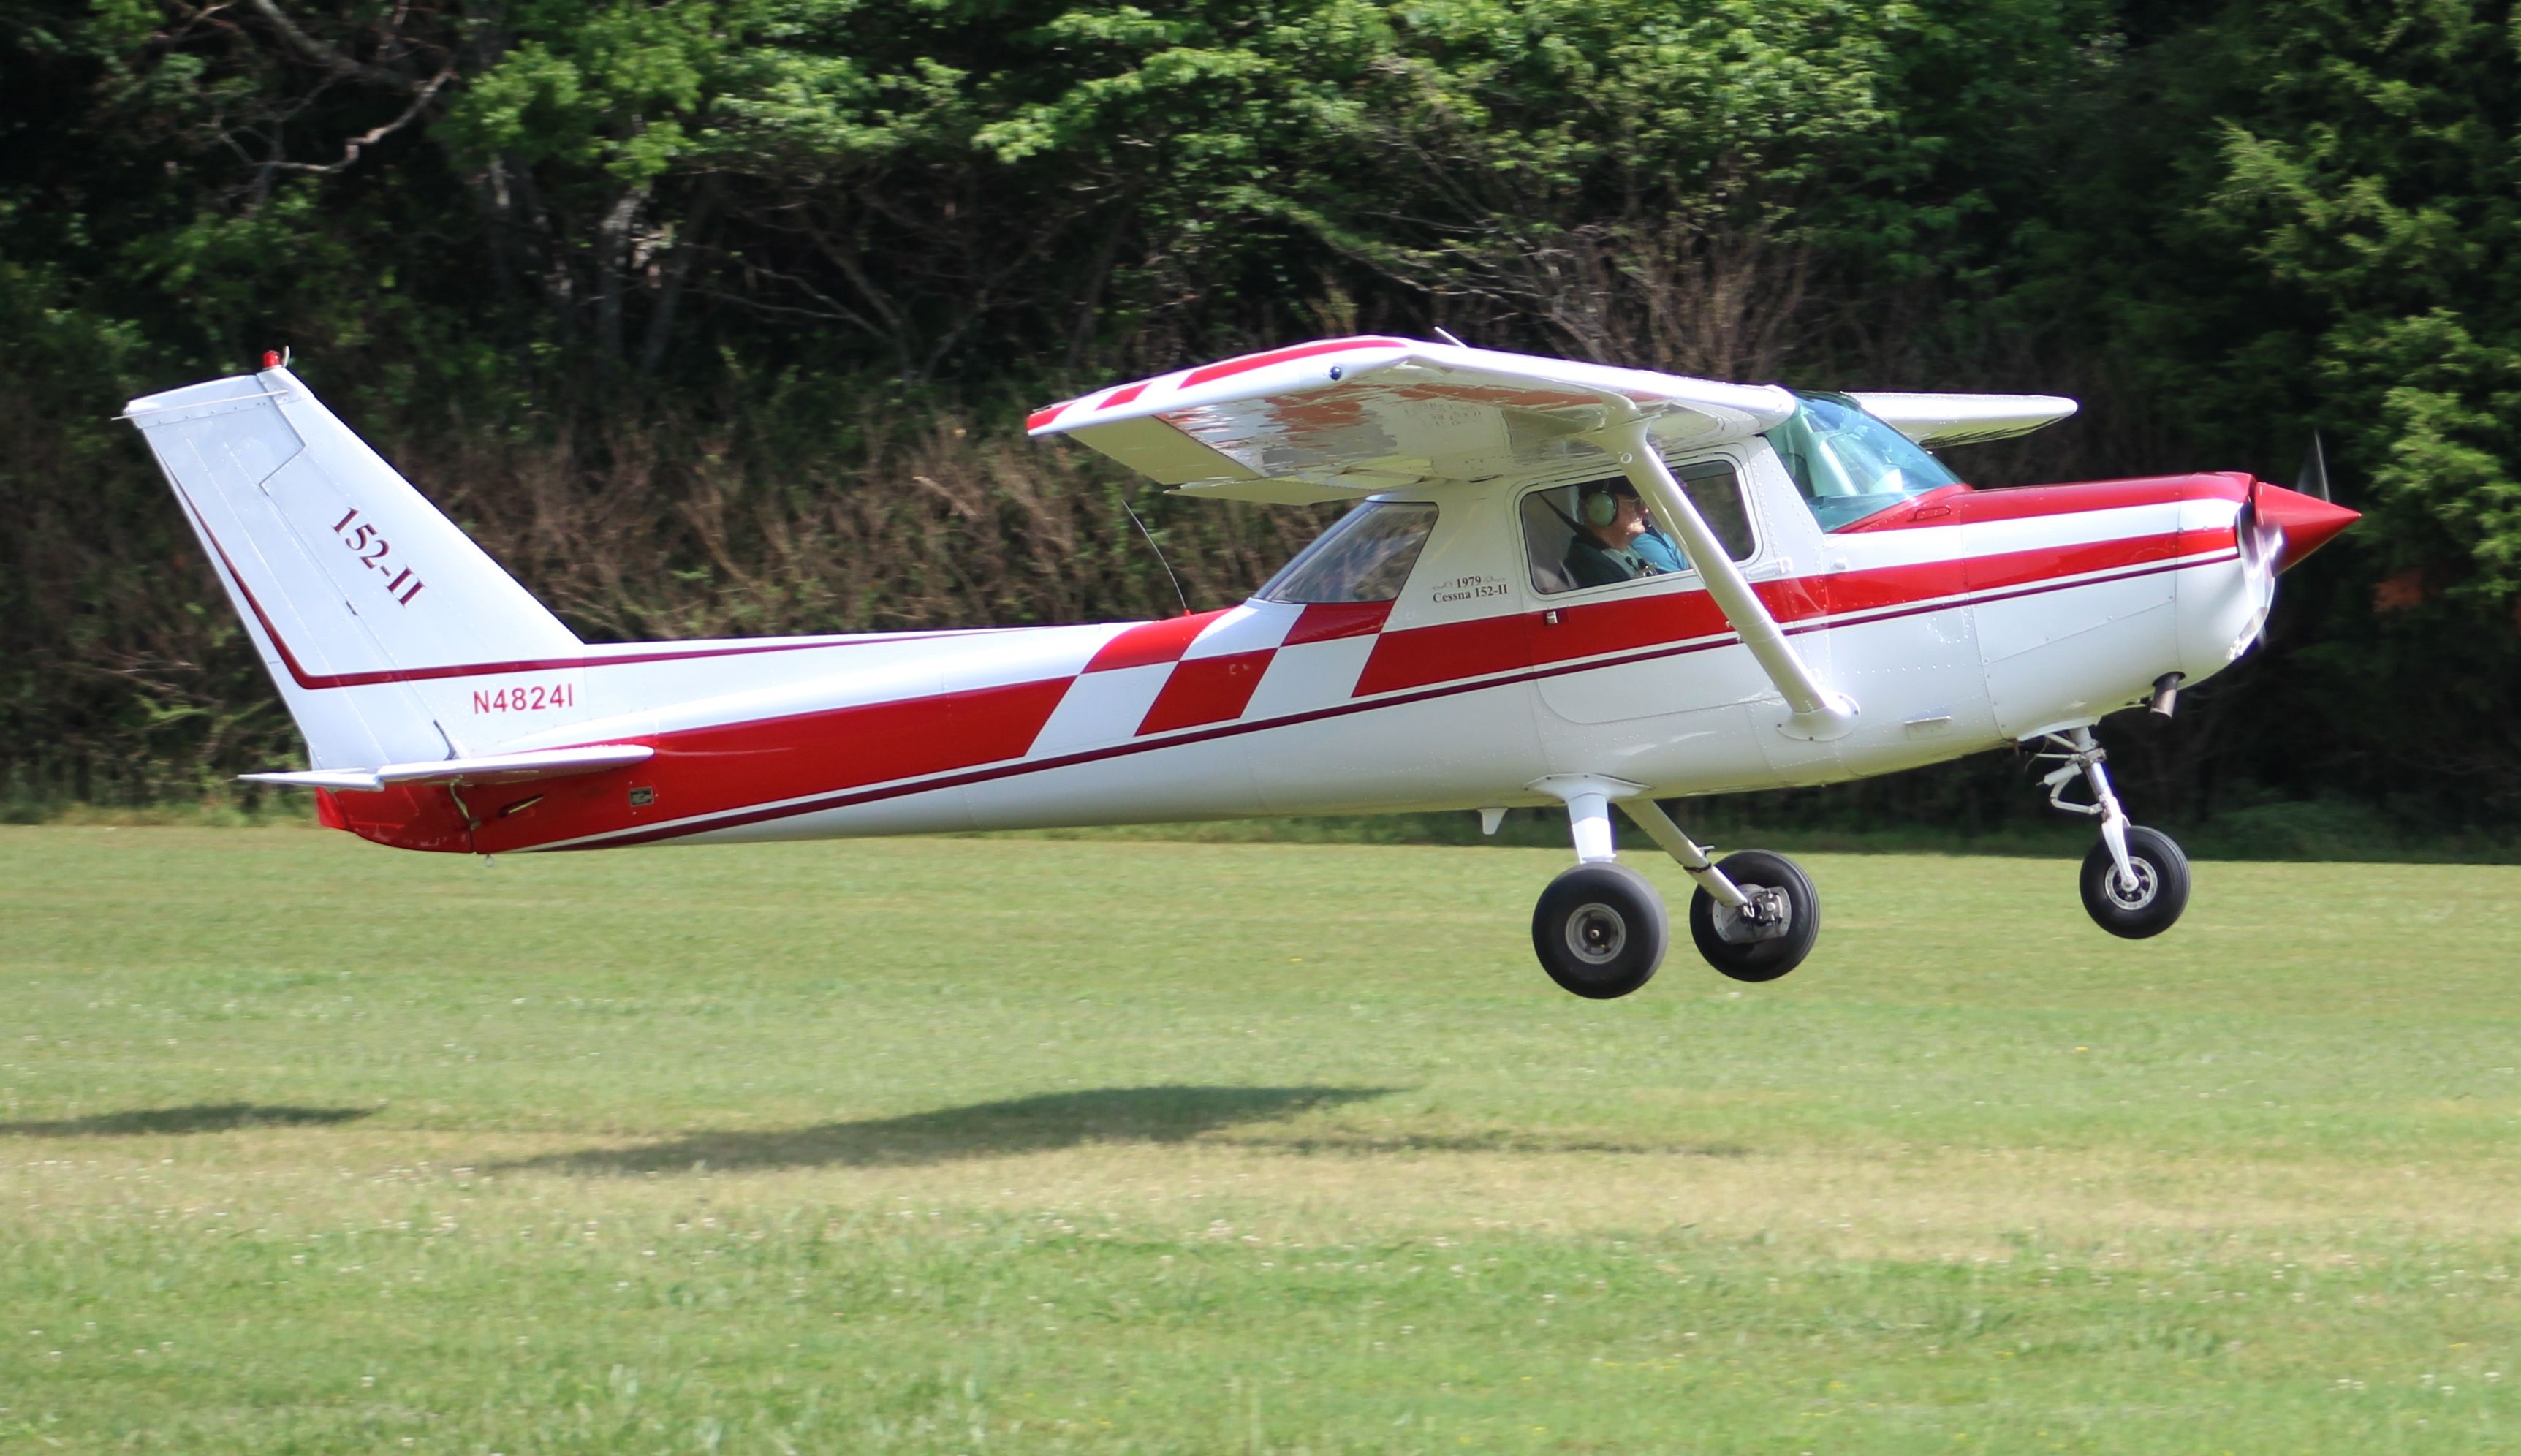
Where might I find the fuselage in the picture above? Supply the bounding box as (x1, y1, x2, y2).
(314, 442, 2281, 856)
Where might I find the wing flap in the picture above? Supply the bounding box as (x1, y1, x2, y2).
(1058, 415, 1262, 485)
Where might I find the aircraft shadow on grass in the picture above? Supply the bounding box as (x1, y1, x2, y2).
(1239, 1130, 1751, 1159)
(0, 1103, 377, 1137)
(509, 1084, 1398, 1176)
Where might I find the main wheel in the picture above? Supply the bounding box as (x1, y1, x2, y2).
(2080, 825, 2189, 938)
(1531, 862, 1669, 999)
(1687, 849, 1820, 982)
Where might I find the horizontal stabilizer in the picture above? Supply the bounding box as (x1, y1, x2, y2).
(238, 768, 393, 793)
(243, 743, 653, 794)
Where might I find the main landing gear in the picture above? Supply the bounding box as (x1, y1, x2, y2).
(1525, 778, 1821, 999)
(2036, 727, 2191, 938)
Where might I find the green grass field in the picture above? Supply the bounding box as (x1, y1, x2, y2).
(3, 826, 2517, 1453)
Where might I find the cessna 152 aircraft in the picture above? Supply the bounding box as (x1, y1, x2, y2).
(125, 336, 2355, 998)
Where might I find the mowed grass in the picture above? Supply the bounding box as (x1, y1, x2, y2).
(1, 827, 2517, 1454)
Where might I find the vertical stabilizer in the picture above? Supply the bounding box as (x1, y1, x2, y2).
(124, 365, 587, 770)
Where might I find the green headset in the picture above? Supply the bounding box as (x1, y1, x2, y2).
(1578, 483, 1626, 528)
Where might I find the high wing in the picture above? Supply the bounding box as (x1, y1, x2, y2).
(1845, 391, 2077, 447)
(1032, 335, 1860, 740)
(1028, 336, 1797, 503)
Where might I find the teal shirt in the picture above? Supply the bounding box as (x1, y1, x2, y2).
(1564, 528, 1688, 588)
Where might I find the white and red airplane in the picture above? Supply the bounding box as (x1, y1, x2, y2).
(126, 336, 2355, 997)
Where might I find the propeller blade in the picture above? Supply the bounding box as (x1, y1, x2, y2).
(2294, 430, 2332, 504)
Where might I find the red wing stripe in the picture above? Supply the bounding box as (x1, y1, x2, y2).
(1137, 650, 1274, 735)
(1099, 382, 1149, 410)
(1180, 337, 1411, 389)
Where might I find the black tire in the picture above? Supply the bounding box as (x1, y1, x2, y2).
(2080, 825, 2190, 938)
(1687, 849, 1820, 983)
(1531, 862, 1669, 1000)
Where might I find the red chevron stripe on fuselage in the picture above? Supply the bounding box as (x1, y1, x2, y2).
(319, 511, 2239, 856)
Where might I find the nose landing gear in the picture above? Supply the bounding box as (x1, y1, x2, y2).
(1526, 777, 1821, 997)
(2037, 727, 2191, 938)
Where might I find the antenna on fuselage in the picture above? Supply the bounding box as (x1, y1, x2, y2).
(1433, 327, 1469, 348)
(1121, 493, 1192, 618)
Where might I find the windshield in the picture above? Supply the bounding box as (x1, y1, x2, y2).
(1256, 501, 1438, 603)
(1764, 391, 1963, 531)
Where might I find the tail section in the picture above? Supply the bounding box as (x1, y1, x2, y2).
(125, 363, 588, 770)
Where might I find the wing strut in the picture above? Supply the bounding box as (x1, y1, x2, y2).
(1596, 416, 1858, 741)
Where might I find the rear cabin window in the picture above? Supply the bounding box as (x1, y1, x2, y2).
(1257, 501, 1439, 604)
(1520, 461, 1754, 596)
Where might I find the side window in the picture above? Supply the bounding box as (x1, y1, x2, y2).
(1257, 501, 1439, 604)
(1520, 460, 1754, 596)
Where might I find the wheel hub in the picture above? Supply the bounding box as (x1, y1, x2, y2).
(1562, 902, 1628, 964)
(1710, 884, 1793, 944)
(2105, 860, 2158, 911)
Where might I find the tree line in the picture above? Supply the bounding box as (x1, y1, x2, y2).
(2, 0, 2515, 840)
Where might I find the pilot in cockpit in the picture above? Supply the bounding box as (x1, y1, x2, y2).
(1563, 480, 1686, 588)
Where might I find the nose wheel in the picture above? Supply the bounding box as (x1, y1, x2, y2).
(2039, 728, 2192, 937)
(2079, 825, 2189, 938)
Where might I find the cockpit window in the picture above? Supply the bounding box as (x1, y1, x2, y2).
(1256, 501, 1438, 604)
(1764, 391, 1963, 531)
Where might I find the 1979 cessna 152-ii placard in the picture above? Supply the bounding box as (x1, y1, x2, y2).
(124, 336, 2357, 998)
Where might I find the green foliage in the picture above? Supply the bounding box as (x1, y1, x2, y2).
(0, 0, 2516, 832)
(2199, 0, 2521, 601)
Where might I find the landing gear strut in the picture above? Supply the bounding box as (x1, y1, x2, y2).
(1528, 778, 1669, 998)
(2037, 728, 2191, 938)
(1525, 778, 1821, 997)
